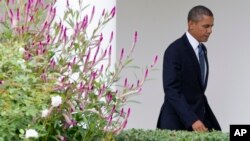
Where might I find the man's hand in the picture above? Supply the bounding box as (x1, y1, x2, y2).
(192, 120, 208, 132)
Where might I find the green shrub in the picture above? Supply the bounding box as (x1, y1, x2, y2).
(0, 0, 158, 140)
(115, 129, 229, 141)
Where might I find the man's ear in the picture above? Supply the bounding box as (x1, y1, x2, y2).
(188, 21, 194, 30)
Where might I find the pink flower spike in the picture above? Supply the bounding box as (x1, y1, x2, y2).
(85, 49, 91, 63)
(138, 87, 142, 93)
(119, 48, 124, 61)
(82, 15, 88, 29)
(73, 56, 77, 64)
(61, 77, 65, 82)
(26, 2, 31, 14)
(124, 78, 127, 87)
(63, 27, 67, 37)
(58, 25, 63, 39)
(10, 17, 14, 27)
(130, 84, 134, 89)
(106, 92, 112, 103)
(67, 62, 72, 69)
(109, 31, 114, 43)
(98, 89, 102, 98)
(58, 21, 62, 28)
(29, 15, 34, 22)
(103, 49, 107, 58)
(9, 10, 14, 26)
(111, 105, 116, 113)
(9, 9, 13, 17)
(46, 35, 51, 44)
(93, 45, 100, 61)
(99, 64, 103, 73)
(152, 55, 158, 67)
(122, 120, 128, 129)
(50, 58, 55, 69)
(91, 71, 97, 79)
(41, 73, 47, 82)
(144, 68, 149, 80)
(134, 31, 138, 43)
(52, 8, 56, 21)
(17, 8, 20, 21)
(102, 9, 105, 16)
(99, 33, 103, 42)
(110, 6, 116, 18)
(120, 108, 124, 116)
(80, 81, 83, 88)
(49, 57, 57, 67)
(108, 115, 112, 124)
(137, 80, 140, 87)
(66, 0, 69, 7)
(63, 113, 72, 125)
(126, 108, 131, 118)
(67, 101, 76, 112)
(41, 21, 48, 32)
(109, 45, 112, 56)
(90, 6, 95, 22)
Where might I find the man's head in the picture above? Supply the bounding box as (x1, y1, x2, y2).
(187, 5, 214, 42)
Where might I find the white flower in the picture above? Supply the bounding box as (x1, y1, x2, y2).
(25, 129, 38, 138)
(41, 109, 49, 117)
(19, 47, 25, 53)
(51, 95, 62, 107)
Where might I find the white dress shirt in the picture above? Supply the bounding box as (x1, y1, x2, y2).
(186, 32, 207, 83)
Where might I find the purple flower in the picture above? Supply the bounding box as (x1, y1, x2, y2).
(81, 15, 88, 29)
(126, 108, 131, 119)
(106, 92, 113, 103)
(119, 48, 124, 61)
(109, 31, 114, 43)
(102, 9, 105, 16)
(144, 68, 149, 80)
(120, 108, 124, 116)
(110, 6, 116, 18)
(66, 0, 69, 7)
(151, 55, 158, 68)
(124, 78, 128, 87)
(134, 31, 138, 43)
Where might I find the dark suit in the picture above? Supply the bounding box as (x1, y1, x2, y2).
(157, 34, 221, 131)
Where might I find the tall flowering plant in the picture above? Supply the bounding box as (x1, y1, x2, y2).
(0, 0, 158, 140)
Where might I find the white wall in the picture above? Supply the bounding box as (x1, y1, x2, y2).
(117, 0, 250, 132)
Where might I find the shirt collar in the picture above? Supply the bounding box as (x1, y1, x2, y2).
(186, 31, 199, 50)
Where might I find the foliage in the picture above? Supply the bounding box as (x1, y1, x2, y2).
(0, 0, 157, 140)
(115, 129, 229, 141)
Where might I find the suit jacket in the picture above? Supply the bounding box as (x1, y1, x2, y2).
(157, 34, 221, 131)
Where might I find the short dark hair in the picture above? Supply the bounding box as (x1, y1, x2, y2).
(187, 5, 213, 22)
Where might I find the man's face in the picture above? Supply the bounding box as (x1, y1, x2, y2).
(188, 15, 214, 42)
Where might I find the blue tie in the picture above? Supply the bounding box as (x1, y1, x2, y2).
(198, 44, 205, 86)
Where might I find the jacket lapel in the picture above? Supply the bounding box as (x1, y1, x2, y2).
(182, 34, 206, 90)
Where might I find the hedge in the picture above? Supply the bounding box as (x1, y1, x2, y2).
(115, 129, 229, 141)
